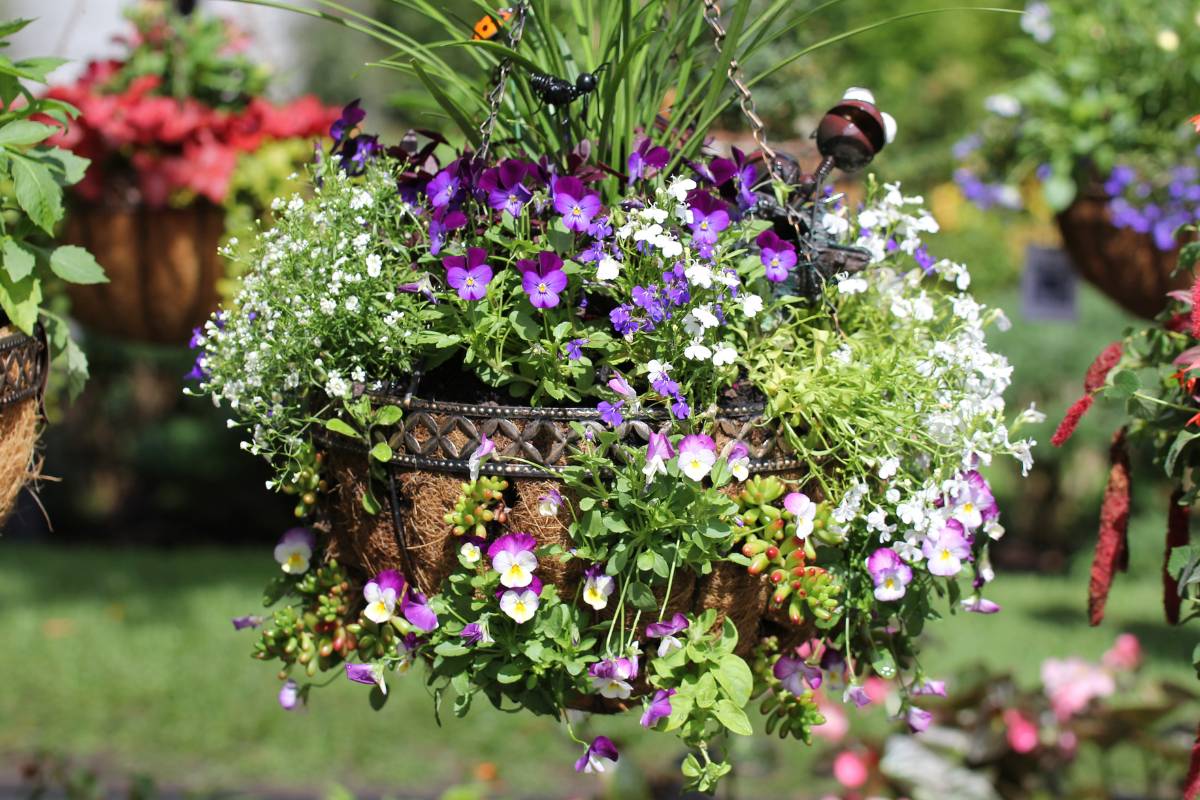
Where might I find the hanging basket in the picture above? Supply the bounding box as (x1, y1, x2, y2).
(314, 388, 809, 693)
(1056, 194, 1189, 319)
(63, 201, 226, 345)
(0, 324, 47, 525)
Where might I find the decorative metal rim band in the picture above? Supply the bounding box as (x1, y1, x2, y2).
(0, 328, 46, 409)
(315, 392, 801, 479)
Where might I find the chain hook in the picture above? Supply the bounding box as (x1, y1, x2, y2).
(476, 1, 530, 165)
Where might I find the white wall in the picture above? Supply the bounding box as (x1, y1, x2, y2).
(0, 0, 311, 95)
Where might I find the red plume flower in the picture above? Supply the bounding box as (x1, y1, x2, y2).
(1186, 721, 1200, 800)
(1089, 428, 1131, 626)
(1165, 487, 1190, 625)
(1051, 395, 1093, 447)
(1053, 343, 1122, 447)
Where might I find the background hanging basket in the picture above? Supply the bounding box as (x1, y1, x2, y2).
(1056, 193, 1189, 319)
(0, 324, 47, 525)
(315, 390, 809, 675)
(64, 201, 225, 345)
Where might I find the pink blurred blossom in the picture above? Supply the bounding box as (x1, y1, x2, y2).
(1102, 633, 1142, 672)
(833, 750, 871, 788)
(1041, 657, 1115, 721)
(812, 692, 850, 742)
(1003, 708, 1039, 753)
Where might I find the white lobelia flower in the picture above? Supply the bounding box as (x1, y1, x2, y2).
(499, 588, 540, 624)
(837, 275, 869, 295)
(460, 542, 482, 565)
(655, 233, 684, 258)
(684, 341, 713, 361)
(667, 176, 698, 202)
(877, 457, 900, 480)
(596, 256, 622, 281)
(691, 305, 719, 329)
(365, 253, 383, 277)
(647, 360, 673, 383)
(685, 262, 715, 288)
(633, 223, 663, 244)
(821, 212, 850, 237)
(740, 294, 764, 317)
(641, 205, 669, 224)
(711, 344, 737, 367)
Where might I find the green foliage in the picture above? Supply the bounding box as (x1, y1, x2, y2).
(0, 19, 104, 396)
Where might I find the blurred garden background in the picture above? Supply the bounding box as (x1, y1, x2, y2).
(2, 0, 1199, 798)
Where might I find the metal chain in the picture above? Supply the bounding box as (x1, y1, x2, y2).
(476, 2, 530, 163)
(699, 0, 787, 189)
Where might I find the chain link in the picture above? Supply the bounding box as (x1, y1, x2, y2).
(699, 0, 786, 188)
(477, 1, 530, 163)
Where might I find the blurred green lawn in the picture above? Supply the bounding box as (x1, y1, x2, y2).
(1, 513, 1192, 799)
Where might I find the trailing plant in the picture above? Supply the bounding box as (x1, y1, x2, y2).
(0, 18, 106, 395)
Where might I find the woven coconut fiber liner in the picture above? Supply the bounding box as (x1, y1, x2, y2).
(64, 201, 225, 345)
(1057, 195, 1190, 319)
(0, 325, 46, 525)
(318, 394, 816, 704)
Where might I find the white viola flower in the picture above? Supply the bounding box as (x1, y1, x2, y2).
(685, 262, 715, 288)
(596, 256, 622, 281)
(489, 532, 539, 589)
(684, 341, 713, 361)
(711, 343, 737, 367)
(727, 442, 750, 482)
(740, 294, 763, 317)
(582, 566, 615, 611)
(667, 176, 697, 202)
(362, 581, 397, 624)
(657, 635, 683, 658)
(365, 253, 383, 278)
(784, 492, 817, 539)
(460, 542, 482, 565)
(499, 587, 540, 624)
(677, 434, 717, 481)
(537, 488, 563, 517)
(273, 528, 315, 575)
(647, 360, 673, 383)
(837, 275, 869, 295)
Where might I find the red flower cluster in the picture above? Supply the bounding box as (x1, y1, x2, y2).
(45, 60, 338, 207)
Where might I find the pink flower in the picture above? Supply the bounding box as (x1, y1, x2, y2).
(1041, 657, 1115, 721)
(922, 519, 971, 577)
(1003, 708, 1039, 754)
(866, 548, 912, 601)
(1102, 633, 1142, 672)
(833, 750, 870, 789)
(813, 693, 850, 741)
(677, 433, 717, 481)
(906, 706, 933, 733)
(644, 431, 675, 478)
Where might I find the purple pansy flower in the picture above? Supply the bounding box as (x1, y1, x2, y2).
(330, 99, 366, 142)
(278, 679, 301, 710)
(461, 621, 493, 645)
(553, 176, 602, 232)
(688, 193, 730, 256)
(607, 371, 635, 398)
(401, 588, 438, 632)
(951, 470, 999, 530)
(646, 612, 688, 657)
(345, 663, 387, 694)
(488, 532, 539, 588)
(426, 169, 460, 209)
(628, 136, 670, 181)
(428, 209, 466, 256)
(480, 159, 533, 218)
(757, 230, 797, 282)
(866, 548, 912, 602)
(598, 400, 624, 428)
(961, 596, 1001, 614)
(843, 683, 872, 708)
(727, 441, 750, 481)
(913, 679, 947, 697)
(517, 250, 568, 309)
(644, 431, 675, 479)
(468, 433, 495, 481)
(922, 519, 971, 577)
(443, 247, 493, 301)
(232, 615, 263, 630)
(575, 735, 619, 773)
(582, 564, 615, 610)
(774, 654, 823, 695)
(640, 688, 675, 728)
(589, 656, 638, 698)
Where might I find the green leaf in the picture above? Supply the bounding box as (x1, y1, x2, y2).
(713, 699, 753, 735)
(434, 642, 471, 657)
(694, 672, 718, 708)
(325, 418, 359, 437)
(714, 653, 754, 706)
(362, 484, 381, 515)
(0, 120, 56, 147)
(49, 245, 107, 284)
(374, 405, 403, 426)
(496, 663, 525, 684)
(1108, 370, 1140, 400)
(627, 580, 656, 610)
(0, 268, 40, 333)
(11, 154, 62, 234)
(62, 335, 89, 401)
(1166, 431, 1200, 476)
(33, 146, 89, 186)
(0, 20, 34, 39)
(871, 649, 897, 679)
(370, 441, 393, 462)
(2, 238, 34, 282)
